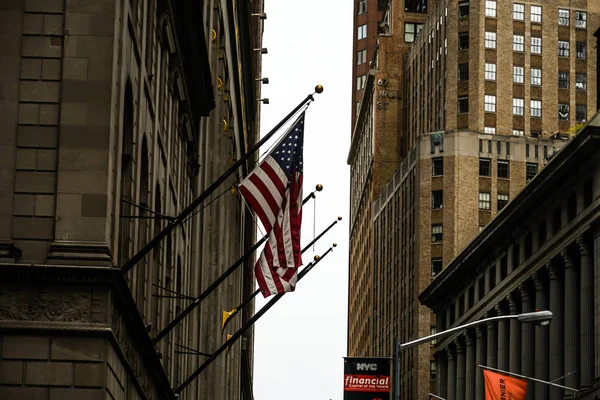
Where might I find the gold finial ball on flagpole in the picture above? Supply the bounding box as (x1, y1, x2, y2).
(315, 85, 324, 94)
(316, 184, 323, 192)
(314, 255, 321, 261)
(337, 216, 343, 221)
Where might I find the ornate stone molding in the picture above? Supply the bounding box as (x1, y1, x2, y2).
(494, 303, 504, 316)
(464, 331, 473, 347)
(576, 235, 589, 255)
(454, 338, 463, 354)
(518, 284, 529, 303)
(446, 346, 454, 360)
(506, 293, 517, 312)
(561, 249, 573, 269)
(546, 261, 558, 280)
(533, 271, 544, 291)
(475, 326, 484, 338)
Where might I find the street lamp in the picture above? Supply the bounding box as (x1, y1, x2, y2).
(393, 310, 553, 400)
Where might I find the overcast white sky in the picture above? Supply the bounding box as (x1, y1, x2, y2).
(252, 1, 352, 399)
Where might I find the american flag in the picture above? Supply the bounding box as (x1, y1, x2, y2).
(238, 113, 305, 297)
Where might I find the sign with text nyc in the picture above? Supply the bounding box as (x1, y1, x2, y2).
(343, 357, 390, 400)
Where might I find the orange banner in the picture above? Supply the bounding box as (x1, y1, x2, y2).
(483, 369, 528, 400)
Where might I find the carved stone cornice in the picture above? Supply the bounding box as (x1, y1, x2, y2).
(561, 249, 573, 269)
(577, 235, 589, 255)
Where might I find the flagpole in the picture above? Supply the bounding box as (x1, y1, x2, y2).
(152, 186, 327, 345)
(121, 85, 324, 276)
(479, 365, 579, 393)
(174, 245, 336, 395)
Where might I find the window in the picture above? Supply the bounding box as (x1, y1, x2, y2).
(531, 5, 542, 23)
(484, 127, 496, 134)
(405, 22, 424, 42)
(485, 63, 496, 81)
(496, 140, 501, 154)
(432, 190, 443, 209)
(497, 160, 509, 178)
(479, 158, 491, 176)
(405, 0, 427, 13)
(358, 24, 367, 40)
(526, 162, 538, 181)
(498, 194, 509, 211)
(531, 37, 542, 54)
(432, 224, 443, 242)
(357, 74, 366, 90)
(479, 192, 491, 210)
(513, 35, 524, 52)
(559, 41, 570, 57)
(430, 361, 437, 380)
(358, 0, 367, 15)
(559, 71, 569, 89)
(485, 32, 496, 49)
(576, 105, 586, 122)
(513, 3, 524, 20)
(458, 96, 469, 113)
(576, 11, 587, 29)
(513, 66, 524, 83)
(488, 140, 492, 153)
(558, 9, 570, 26)
(531, 68, 542, 85)
(485, 0, 496, 17)
(431, 258, 442, 276)
(430, 326, 437, 345)
(432, 157, 443, 176)
(459, 32, 469, 49)
(458, 63, 469, 81)
(513, 129, 524, 136)
(531, 100, 542, 118)
(459, 1, 469, 18)
(576, 42, 586, 59)
(558, 104, 569, 120)
(357, 49, 367, 65)
(377, 0, 386, 11)
(484, 95, 496, 113)
(576, 73, 587, 91)
(513, 98, 524, 116)
(535, 145, 539, 158)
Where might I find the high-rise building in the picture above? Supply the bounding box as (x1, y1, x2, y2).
(0, 1, 264, 399)
(348, 1, 599, 398)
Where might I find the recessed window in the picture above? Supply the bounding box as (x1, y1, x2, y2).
(559, 104, 569, 120)
(432, 224, 443, 242)
(576, 73, 587, 91)
(459, 1, 469, 18)
(513, 98, 524, 116)
(531, 5, 542, 23)
(485, 0, 496, 17)
(405, 0, 427, 13)
(513, 3, 524, 20)
(531, 37, 542, 54)
(526, 162, 538, 182)
(357, 74, 367, 90)
(458, 96, 469, 113)
(576, 42, 586, 59)
(513, 66, 524, 83)
(513, 35, 524, 52)
(357, 49, 367, 65)
(358, 24, 367, 40)
(485, 63, 496, 81)
(459, 32, 469, 49)
(405, 22, 424, 43)
(485, 95, 496, 113)
(576, 105, 587, 122)
(430, 361, 437, 380)
(513, 129, 524, 137)
(497, 160, 509, 178)
(559, 71, 569, 89)
(484, 127, 496, 134)
(432, 157, 443, 176)
(431, 258, 443, 276)
(531, 68, 542, 85)
(575, 11, 587, 29)
(558, 41, 570, 57)
(358, 0, 367, 15)
(479, 192, 491, 210)
(432, 190, 443, 209)
(558, 9, 569, 26)
(479, 158, 491, 176)
(531, 100, 542, 118)
(458, 63, 469, 81)
(498, 194, 509, 211)
(485, 31, 496, 49)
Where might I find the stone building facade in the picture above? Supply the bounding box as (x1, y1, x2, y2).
(0, 0, 264, 399)
(420, 112, 600, 400)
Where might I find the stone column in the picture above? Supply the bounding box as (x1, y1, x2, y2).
(519, 284, 534, 400)
(438, 351, 448, 398)
(465, 331, 475, 400)
(456, 339, 466, 400)
(578, 235, 593, 389)
(487, 315, 497, 368)
(447, 347, 456, 400)
(475, 326, 485, 400)
(562, 249, 578, 397)
(595, 229, 600, 380)
(496, 304, 508, 369)
(534, 270, 549, 399)
(508, 293, 521, 374)
(548, 261, 564, 400)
